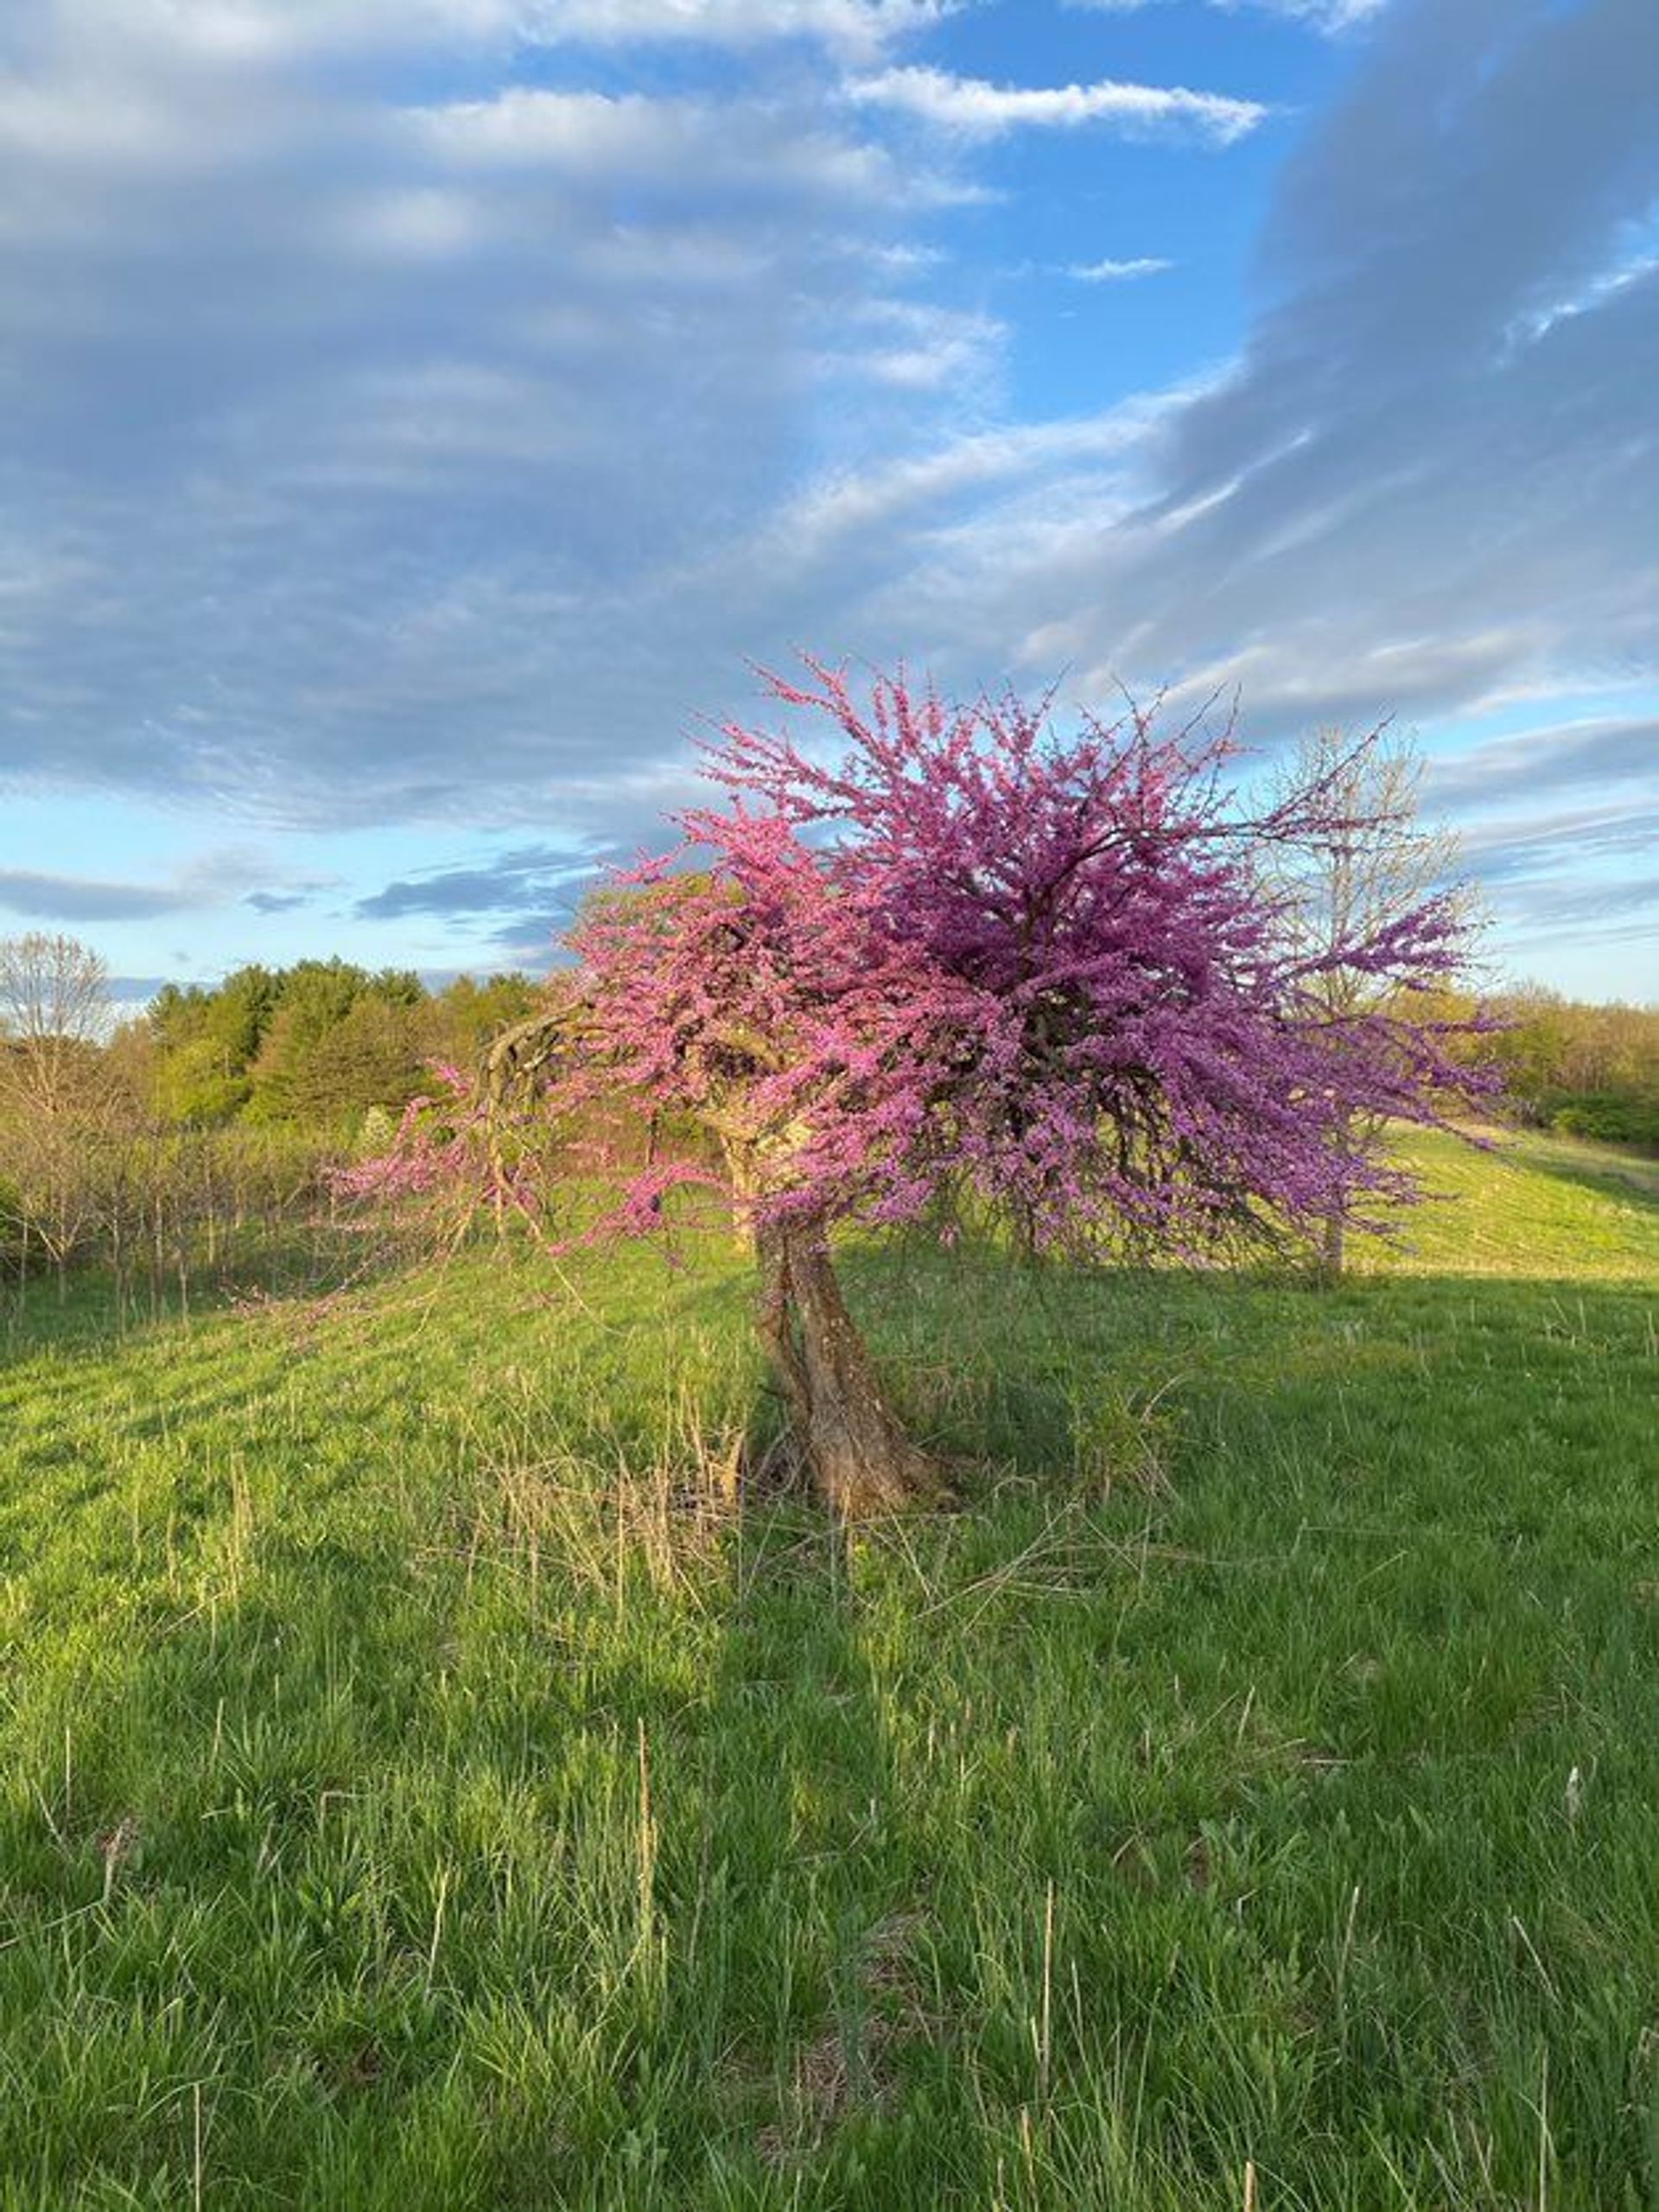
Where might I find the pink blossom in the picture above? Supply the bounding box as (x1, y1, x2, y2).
(349, 663, 1494, 1261)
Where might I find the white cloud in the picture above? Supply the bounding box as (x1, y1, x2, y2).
(533, 0, 955, 52)
(818, 0, 1659, 766)
(0, 0, 976, 824)
(12, 0, 523, 67)
(1427, 715, 1659, 812)
(0, 845, 292, 923)
(810, 296, 1006, 396)
(337, 188, 485, 261)
(415, 86, 909, 203)
(1066, 0, 1384, 30)
(1062, 257, 1174, 282)
(772, 400, 1178, 559)
(846, 64, 1268, 143)
(24, 0, 950, 64)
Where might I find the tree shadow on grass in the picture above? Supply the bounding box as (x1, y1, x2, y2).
(0, 1355, 952, 2209)
(653, 1508, 941, 2200)
(0, 1217, 423, 1381)
(1500, 1131, 1659, 1210)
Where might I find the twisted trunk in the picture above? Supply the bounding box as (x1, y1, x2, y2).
(472, 1021, 938, 1512)
(754, 1213, 941, 1517)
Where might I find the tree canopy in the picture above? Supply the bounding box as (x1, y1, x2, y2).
(348, 665, 1491, 1513)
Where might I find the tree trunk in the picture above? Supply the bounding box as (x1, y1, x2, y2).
(721, 1135, 759, 1257)
(1319, 1206, 1345, 1281)
(1315, 1105, 1355, 1284)
(754, 1214, 942, 1517)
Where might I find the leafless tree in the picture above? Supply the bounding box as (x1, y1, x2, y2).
(0, 931, 114, 1119)
(0, 933, 124, 1278)
(1272, 730, 1471, 1276)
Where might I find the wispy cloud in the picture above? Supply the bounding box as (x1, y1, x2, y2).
(0, 10, 961, 823)
(0, 852, 281, 923)
(1454, 802, 1659, 956)
(768, 399, 1176, 560)
(844, 66, 1268, 144)
(1065, 0, 1383, 29)
(537, 0, 957, 51)
(818, 0, 1659, 768)
(356, 845, 592, 922)
(30, 0, 951, 63)
(0, 870, 202, 924)
(1459, 804, 1659, 880)
(1060, 256, 1174, 283)
(1427, 715, 1659, 812)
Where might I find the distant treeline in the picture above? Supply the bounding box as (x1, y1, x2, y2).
(0, 952, 548, 1288)
(1427, 984, 1659, 1151)
(3, 937, 1656, 1294)
(111, 960, 542, 1132)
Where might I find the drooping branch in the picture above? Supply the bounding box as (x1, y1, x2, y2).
(480, 1004, 575, 1113)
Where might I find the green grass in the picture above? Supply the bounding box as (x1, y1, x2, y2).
(0, 1128, 1656, 2209)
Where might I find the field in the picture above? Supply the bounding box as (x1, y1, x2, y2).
(1, 1129, 1656, 2209)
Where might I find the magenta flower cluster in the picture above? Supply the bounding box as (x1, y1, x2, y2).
(341, 664, 1488, 1255)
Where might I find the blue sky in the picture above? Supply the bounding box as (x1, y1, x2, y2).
(1, 0, 1656, 1004)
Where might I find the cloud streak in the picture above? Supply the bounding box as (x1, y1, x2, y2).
(1066, 0, 1382, 30)
(846, 65, 1268, 143)
(539, 0, 957, 52)
(15, 0, 951, 65)
(0, 853, 272, 923)
(356, 845, 594, 922)
(1061, 257, 1175, 283)
(1426, 716, 1659, 812)
(0, 9, 963, 823)
(0, 870, 204, 924)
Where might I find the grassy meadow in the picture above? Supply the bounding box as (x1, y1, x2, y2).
(0, 1128, 1656, 2209)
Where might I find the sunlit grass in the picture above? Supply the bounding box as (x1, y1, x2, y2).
(1352, 1125, 1659, 1280)
(0, 1130, 1655, 2208)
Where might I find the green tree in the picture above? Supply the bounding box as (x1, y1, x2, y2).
(287, 996, 424, 1126)
(248, 963, 430, 1126)
(424, 972, 540, 1063)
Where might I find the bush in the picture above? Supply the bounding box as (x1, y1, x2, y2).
(1549, 1093, 1659, 1152)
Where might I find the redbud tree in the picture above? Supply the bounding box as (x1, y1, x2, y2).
(349, 664, 1486, 1516)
